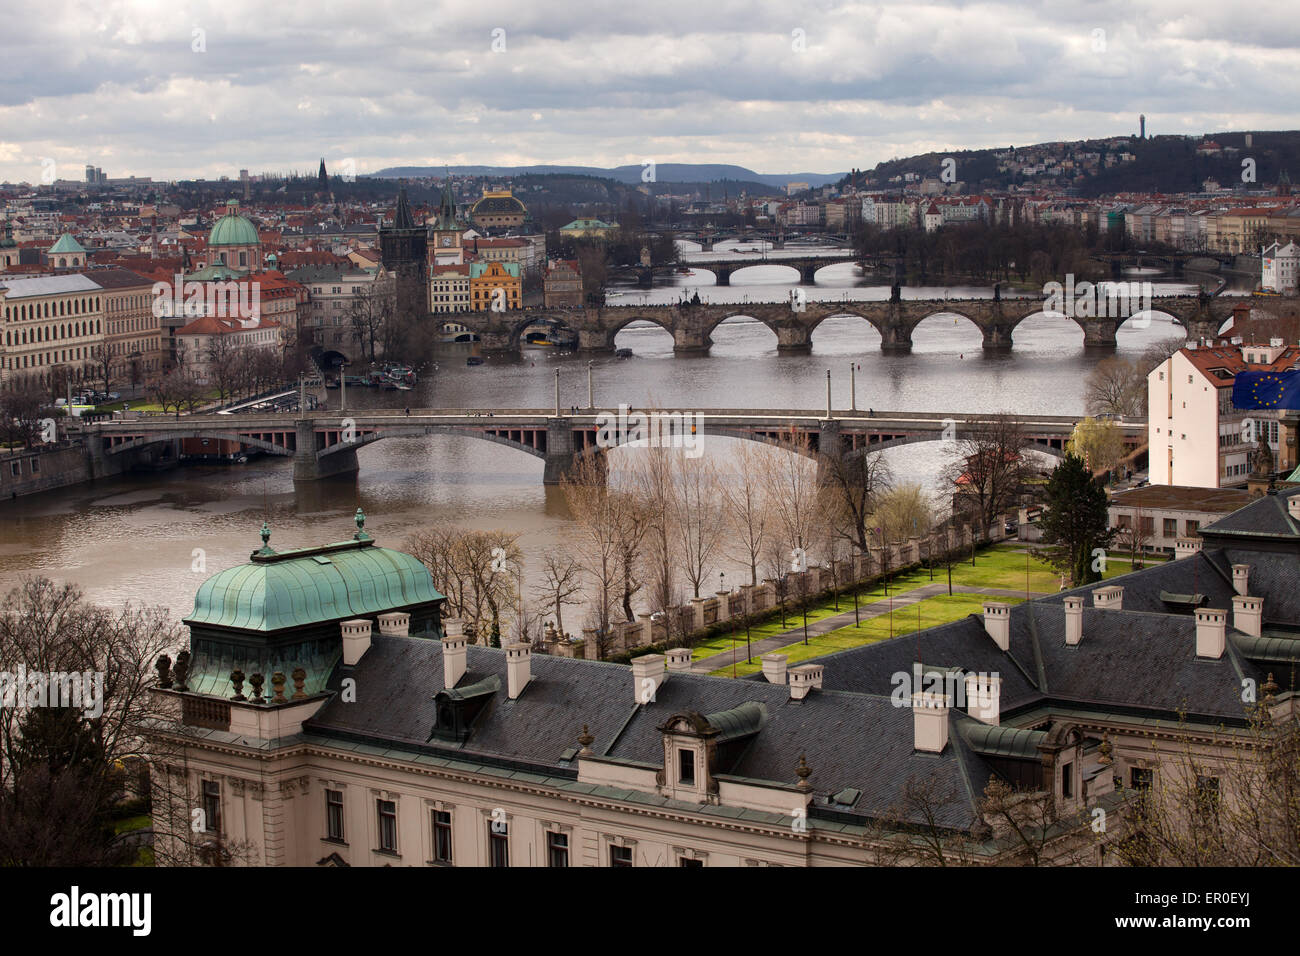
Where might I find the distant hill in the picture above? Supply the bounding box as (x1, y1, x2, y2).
(372, 163, 845, 189)
(855, 130, 1300, 196)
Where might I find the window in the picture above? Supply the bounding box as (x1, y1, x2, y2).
(10, 461, 19, 477)
(432, 810, 452, 863)
(547, 831, 569, 867)
(1139, 516, 1154, 535)
(1185, 520, 1199, 536)
(1061, 761, 1073, 799)
(1196, 776, 1220, 818)
(680, 857, 704, 867)
(377, 799, 397, 853)
(678, 748, 695, 786)
(201, 779, 221, 833)
(609, 845, 633, 867)
(489, 820, 509, 867)
(326, 790, 345, 842)
(1162, 518, 1177, 538)
(1130, 767, 1153, 790)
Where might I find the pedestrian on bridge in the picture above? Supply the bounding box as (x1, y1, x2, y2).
(404, 407, 410, 416)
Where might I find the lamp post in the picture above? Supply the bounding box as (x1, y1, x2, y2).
(587, 361, 594, 409)
(339, 361, 348, 412)
(849, 363, 856, 411)
(554, 367, 560, 417)
(825, 369, 832, 419)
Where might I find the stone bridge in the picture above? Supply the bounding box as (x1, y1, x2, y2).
(449, 294, 1234, 354)
(682, 254, 858, 285)
(86, 408, 1143, 483)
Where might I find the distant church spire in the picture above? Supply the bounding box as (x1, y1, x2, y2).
(317, 158, 328, 193)
(393, 186, 415, 230)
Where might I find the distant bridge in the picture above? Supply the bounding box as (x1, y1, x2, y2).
(621, 252, 860, 287)
(421, 293, 1236, 356)
(86, 408, 1144, 483)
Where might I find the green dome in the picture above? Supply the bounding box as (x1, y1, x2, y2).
(208, 202, 260, 247)
(185, 538, 444, 633)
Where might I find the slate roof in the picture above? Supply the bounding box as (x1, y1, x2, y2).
(1199, 485, 1300, 540)
(304, 638, 993, 830)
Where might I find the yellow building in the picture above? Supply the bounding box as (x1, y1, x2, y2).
(558, 218, 618, 240)
(468, 261, 521, 311)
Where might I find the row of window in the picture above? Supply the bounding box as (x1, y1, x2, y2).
(4, 319, 102, 346)
(1114, 515, 1198, 538)
(2, 296, 101, 321)
(6, 347, 94, 370)
(5, 457, 40, 479)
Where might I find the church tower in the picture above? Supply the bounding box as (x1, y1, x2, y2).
(429, 175, 464, 265)
(379, 187, 429, 323)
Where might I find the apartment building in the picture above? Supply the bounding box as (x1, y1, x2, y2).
(1148, 340, 1300, 487)
(0, 273, 105, 389)
(430, 264, 471, 313)
(88, 266, 164, 386)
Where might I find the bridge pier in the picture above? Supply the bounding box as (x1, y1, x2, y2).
(815, 420, 845, 485)
(799, 264, 818, 285)
(714, 268, 731, 286)
(981, 323, 1014, 351)
(878, 314, 913, 353)
(477, 330, 517, 355)
(293, 420, 359, 481)
(542, 417, 605, 485)
(773, 323, 812, 353)
(700, 239, 714, 253)
(1081, 321, 1118, 349)
(578, 328, 615, 353)
(673, 328, 711, 354)
(637, 268, 654, 289)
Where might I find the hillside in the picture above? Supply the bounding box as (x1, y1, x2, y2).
(372, 163, 845, 189)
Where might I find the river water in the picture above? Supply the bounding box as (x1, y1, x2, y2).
(0, 241, 1253, 623)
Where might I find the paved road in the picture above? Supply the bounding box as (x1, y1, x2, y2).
(690, 582, 1047, 674)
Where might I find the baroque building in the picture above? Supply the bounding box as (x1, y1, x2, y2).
(146, 489, 1300, 867)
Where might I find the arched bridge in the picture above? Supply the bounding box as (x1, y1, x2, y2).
(87, 408, 1144, 483)
(444, 294, 1237, 354)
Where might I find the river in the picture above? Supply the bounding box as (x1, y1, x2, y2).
(0, 242, 1254, 623)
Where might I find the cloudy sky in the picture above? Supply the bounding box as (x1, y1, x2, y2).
(2, 0, 1298, 183)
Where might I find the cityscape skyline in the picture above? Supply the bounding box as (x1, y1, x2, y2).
(2, 0, 1299, 183)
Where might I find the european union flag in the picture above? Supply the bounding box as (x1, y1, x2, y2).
(1232, 370, 1300, 410)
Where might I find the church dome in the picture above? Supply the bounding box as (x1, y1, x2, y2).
(208, 202, 260, 247)
(471, 191, 527, 217)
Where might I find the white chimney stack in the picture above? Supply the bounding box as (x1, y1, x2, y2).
(963, 673, 1002, 726)
(983, 602, 1011, 651)
(1231, 595, 1263, 638)
(912, 692, 951, 753)
(1195, 608, 1227, 659)
(1175, 537, 1203, 559)
(788, 664, 823, 700)
(1064, 595, 1084, 645)
(442, 620, 467, 689)
(505, 642, 532, 699)
(631, 653, 667, 704)
(340, 618, 372, 666)
(761, 653, 789, 685)
(1231, 564, 1250, 596)
(377, 611, 411, 637)
(665, 647, 692, 671)
(1092, 585, 1123, 610)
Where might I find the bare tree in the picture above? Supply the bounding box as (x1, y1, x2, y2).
(820, 446, 892, 556)
(532, 551, 583, 641)
(1084, 357, 1145, 418)
(150, 368, 206, 419)
(560, 455, 624, 657)
(1113, 507, 1150, 568)
(943, 414, 1037, 542)
(672, 453, 727, 600)
(722, 441, 770, 587)
(87, 342, 114, 397)
(0, 578, 180, 865)
(404, 526, 521, 643)
(347, 280, 394, 364)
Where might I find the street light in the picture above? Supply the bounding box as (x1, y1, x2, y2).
(587, 360, 594, 409)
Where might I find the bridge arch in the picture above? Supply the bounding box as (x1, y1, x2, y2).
(327, 425, 547, 461)
(806, 310, 887, 344)
(609, 313, 677, 352)
(103, 431, 294, 457)
(702, 312, 780, 347)
(726, 262, 801, 285)
(845, 433, 1066, 459)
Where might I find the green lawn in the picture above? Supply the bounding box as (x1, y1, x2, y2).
(691, 602, 856, 660)
(710, 592, 1027, 677)
(112, 814, 151, 836)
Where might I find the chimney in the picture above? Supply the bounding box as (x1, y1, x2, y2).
(442, 619, 467, 689)
(665, 647, 692, 672)
(1195, 608, 1227, 659)
(377, 611, 410, 637)
(983, 601, 1011, 651)
(505, 642, 531, 699)
(1231, 594, 1263, 638)
(789, 664, 823, 700)
(1064, 594, 1085, 645)
(1092, 585, 1123, 610)
(911, 692, 951, 753)
(1231, 564, 1250, 596)
(761, 653, 789, 684)
(631, 653, 666, 705)
(1175, 537, 1202, 559)
(340, 618, 372, 666)
(963, 673, 1002, 726)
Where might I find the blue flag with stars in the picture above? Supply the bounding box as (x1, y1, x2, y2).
(1232, 370, 1300, 410)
